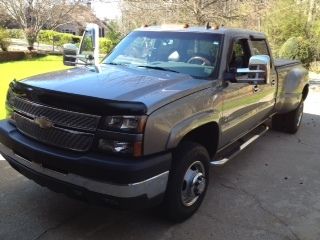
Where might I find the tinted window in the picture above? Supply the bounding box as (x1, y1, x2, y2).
(229, 39, 251, 69)
(251, 40, 270, 56)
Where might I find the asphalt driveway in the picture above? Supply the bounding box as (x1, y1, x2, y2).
(0, 86, 319, 240)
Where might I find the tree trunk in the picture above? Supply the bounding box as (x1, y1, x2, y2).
(307, 0, 316, 27)
(25, 29, 38, 50)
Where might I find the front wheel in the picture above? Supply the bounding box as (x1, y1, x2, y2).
(272, 101, 304, 134)
(162, 142, 210, 222)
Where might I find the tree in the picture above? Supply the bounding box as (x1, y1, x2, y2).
(120, 0, 271, 33)
(105, 20, 122, 45)
(0, 0, 80, 49)
(263, 0, 308, 55)
(0, 6, 11, 27)
(262, 0, 320, 64)
(307, 0, 317, 27)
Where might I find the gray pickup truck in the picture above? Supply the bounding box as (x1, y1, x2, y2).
(0, 24, 309, 221)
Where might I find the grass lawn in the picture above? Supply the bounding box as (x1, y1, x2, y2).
(0, 55, 69, 120)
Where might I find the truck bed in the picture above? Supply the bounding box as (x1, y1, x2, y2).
(274, 59, 301, 69)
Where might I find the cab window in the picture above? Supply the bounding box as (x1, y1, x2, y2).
(229, 39, 251, 70)
(251, 40, 270, 56)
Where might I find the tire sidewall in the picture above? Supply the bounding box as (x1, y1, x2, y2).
(164, 142, 210, 221)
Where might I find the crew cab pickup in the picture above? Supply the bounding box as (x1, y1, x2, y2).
(0, 24, 309, 221)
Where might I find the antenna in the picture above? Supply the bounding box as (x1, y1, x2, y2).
(205, 22, 211, 29)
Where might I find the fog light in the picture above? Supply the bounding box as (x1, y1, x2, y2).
(98, 139, 133, 154)
(98, 139, 143, 157)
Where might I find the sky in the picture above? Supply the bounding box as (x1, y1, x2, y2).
(91, 1, 122, 20)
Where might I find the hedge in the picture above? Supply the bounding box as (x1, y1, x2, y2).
(39, 30, 115, 54)
(7, 29, 24, 39)
(38, 30, 81, 47)
(1, 28, 115, 55)
(100, 38, 114, 54)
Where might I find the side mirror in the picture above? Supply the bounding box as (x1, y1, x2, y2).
(63, 43, 78, 66)
(236, 55, 271, 84)
(78, 23, 100, 66)
(63, 23, 100, 72)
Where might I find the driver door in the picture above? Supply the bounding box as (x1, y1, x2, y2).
(220, 38, 262, 146)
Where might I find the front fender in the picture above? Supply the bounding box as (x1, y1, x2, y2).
(166, 110, 220, 150)
(143, 88, 222, 155)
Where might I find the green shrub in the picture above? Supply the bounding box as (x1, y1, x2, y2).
(7, 29, 24, 39)
(99, 38, 113, 54)
(0, 28, 10, 51)
(279, 37, 314, 65)
(38, 30, 81, 47)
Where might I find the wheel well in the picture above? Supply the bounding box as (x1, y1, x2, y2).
(180, 122, 219, 158)
(302, 84, 309, 101)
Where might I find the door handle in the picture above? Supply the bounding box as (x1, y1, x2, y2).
(253, 85, 260, 93)
(271, 79, 276, 86)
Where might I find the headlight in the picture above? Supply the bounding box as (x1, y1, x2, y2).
(103, 116, 147, 133)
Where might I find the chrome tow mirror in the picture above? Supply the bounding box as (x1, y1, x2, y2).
(63, 23, 101, 72)
(236, 55, 271, 84)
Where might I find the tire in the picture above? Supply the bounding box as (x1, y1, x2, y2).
(272, 101, 304, 134)
(162, 142, 210, 222)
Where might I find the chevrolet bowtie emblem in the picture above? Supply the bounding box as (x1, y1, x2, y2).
(34, 116, 53, 129)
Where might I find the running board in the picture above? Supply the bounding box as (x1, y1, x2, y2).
(210, 125, 269, 166)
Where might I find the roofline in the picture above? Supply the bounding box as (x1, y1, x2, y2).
(133, 25, 266, 39)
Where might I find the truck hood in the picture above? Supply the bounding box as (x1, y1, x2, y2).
(19, 65, 212, 114)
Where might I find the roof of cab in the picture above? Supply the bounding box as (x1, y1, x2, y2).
(134, 25, 266, 39)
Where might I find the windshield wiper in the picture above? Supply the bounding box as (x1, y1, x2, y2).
(104, 62, 128, 66)
(136, 65, 180, 73)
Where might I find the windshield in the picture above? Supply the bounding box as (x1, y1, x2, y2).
(103, 31, 222, 79)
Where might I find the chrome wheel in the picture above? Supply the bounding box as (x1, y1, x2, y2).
(181, 161, 206, 207)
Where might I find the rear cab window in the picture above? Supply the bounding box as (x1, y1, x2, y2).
(250, 39, 270, 56)
(250, 39, 272, 67)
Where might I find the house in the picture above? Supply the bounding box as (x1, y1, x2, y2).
(57, 1, 107, 37)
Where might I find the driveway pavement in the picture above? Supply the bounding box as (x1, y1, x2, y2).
(0, 87, 320, 240)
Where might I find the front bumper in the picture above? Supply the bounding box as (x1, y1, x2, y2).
(0, 120, 171, 208)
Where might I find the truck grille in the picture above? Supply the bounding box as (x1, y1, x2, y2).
(13, 97, 100, 131)
(11, 96, 100, 152)
(14, 113, 94, 152)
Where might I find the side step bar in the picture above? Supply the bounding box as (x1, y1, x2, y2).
(210, 125, 269, 166)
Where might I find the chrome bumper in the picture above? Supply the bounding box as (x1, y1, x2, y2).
(0, 142, 169, 199)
